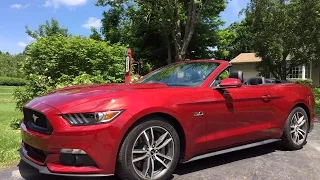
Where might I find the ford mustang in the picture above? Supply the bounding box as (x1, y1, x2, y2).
(20, 60, 315, 180)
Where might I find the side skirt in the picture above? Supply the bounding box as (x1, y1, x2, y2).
(184, 139, 280, 163)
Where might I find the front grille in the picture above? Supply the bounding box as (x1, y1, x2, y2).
(23, 108, 53, 134)
(24, 142, 48, 163)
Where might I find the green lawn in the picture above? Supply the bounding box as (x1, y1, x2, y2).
(0, 86, 22, 168)
(316, 107, 320, 115)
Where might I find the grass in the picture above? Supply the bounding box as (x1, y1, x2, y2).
(315, 107, 320, 115)
(0, 86, 22, 169)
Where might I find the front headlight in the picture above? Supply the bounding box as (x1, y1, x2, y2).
(62, 110, 123, 126)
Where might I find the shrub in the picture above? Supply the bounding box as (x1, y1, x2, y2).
(13, 76, 55, 110)
(290, 80, 320, 111)
(10, 117, 23, 130)
(313, 88, 320, 107)
(291, 80, 320, 108)
(291, 79, 313, 87)
(14, 35, 127, 110)
(0, 53, 26, 78)
(0, 77, 27, 86)
(55, 72, 106, 89)
(140, 61, 154, 76)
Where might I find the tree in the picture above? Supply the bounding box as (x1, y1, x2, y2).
(0, 51, 10, 55)
(25, 18, 69, 40)
(95, 0, 226, 62)
(213, 17, 255, 61)
(0, 53, 26, 78)
(100, 6, 129, 44)
(214, 26, 237, 60)
(89, 27, 103, 41)
(244, 0, 320, 79)
(14, 18, 128, 110)
(14, 36, 127, 110)
(292, 0, 320, 66)
(228, 20, 254, 58)
(188, 18, 224, 60)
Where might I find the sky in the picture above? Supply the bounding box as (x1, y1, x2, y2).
(0, 0, 249, 54)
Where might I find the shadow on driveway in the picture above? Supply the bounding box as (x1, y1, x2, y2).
(17, 142, 284, 180)
(173, 142, 282, 176)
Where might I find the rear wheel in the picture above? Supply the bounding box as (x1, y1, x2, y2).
(281, 107, 309, 150)
(116, 117, 180, 180)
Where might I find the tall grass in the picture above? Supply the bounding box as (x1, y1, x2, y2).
(0, 86, 22, 168)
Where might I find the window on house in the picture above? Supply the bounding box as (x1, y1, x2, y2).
(304, 64, 311, 79)
(288, 66, 302, 79)
(269, 63, 311, 80)
(287, 64, 311, 79)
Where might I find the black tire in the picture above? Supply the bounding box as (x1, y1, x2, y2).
(281, 107, 309, 150)
(116, 116, 180, 180)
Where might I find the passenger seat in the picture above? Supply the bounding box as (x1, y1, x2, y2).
(246, 77, 266, 85)
(229, 71, 244, 83)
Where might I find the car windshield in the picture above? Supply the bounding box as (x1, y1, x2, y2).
(137, 61, 220, 87)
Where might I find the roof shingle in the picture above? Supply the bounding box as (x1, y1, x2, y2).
(230, 53, 262, 63)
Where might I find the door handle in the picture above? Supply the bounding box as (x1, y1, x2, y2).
(262, 95, 271, 101)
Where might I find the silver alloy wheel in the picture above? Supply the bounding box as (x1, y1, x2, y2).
(131, 126, 174, 179)
(290, 112, 308, 145)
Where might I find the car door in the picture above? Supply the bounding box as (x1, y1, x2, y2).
(205, 85, 275, 151)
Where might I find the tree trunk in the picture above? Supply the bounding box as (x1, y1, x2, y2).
(271, 71, 280, 79)
(280, 58, 287, 80)
(164, 33, 172, 64)
(171, 0, 197, 62)
(279, 53, 290, 80)
(171, 19, 182, 61)
(181, 0, 196, 60)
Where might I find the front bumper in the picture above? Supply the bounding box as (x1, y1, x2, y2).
(19, 148, 113, 177)
(19, 102, 133, 176)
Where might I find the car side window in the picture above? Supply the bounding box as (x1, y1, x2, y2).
(217, 69, 229, 80)
(211, 68, 230, 87)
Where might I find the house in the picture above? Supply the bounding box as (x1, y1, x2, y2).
(230, 53, 320, 86)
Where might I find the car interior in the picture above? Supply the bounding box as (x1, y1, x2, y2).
(214, 70, 289, 86)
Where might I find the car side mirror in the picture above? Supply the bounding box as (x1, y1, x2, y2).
(215, 78, 242, 89)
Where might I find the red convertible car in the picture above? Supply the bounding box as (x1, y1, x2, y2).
(20, 60, 315, 180)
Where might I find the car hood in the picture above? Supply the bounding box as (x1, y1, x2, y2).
(27, 83, 168, 113)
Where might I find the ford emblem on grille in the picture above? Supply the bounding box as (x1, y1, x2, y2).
(32, 114, 39, 123)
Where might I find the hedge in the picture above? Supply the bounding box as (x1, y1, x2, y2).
(0, 77, 27, 86)
(290, 79, 313, 87)
(288, 79, 320, 109)
(13, 36, 127, 110)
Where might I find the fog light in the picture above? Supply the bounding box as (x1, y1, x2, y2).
(60, 148, 87, 154)
(59, 154, 97, 167)
(59, 153, 75, 166)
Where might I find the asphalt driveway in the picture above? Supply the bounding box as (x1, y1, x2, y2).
(2, 123, 320, 180)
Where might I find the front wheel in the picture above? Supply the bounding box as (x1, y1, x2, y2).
(281, 107, 309, 150)
(116, 117, 180, 180)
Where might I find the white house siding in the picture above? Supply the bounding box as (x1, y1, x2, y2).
(231, 62, 320, 86)
(231, 63, 260, 78)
